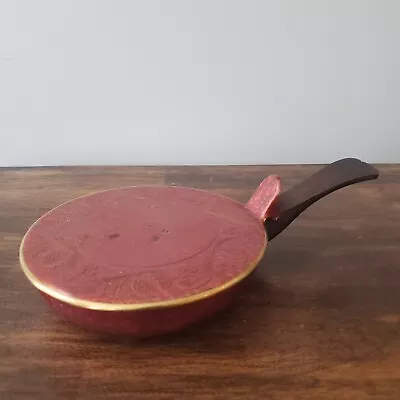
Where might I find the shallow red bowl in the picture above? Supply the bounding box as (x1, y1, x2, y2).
(19, 158, 379, 336)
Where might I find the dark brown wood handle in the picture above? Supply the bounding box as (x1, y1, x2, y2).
(265, 158, 379, 240)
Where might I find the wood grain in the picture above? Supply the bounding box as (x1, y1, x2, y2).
(1, 164, 400, 400)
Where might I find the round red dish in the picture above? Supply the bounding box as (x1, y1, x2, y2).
(20, 186, 266, 311)
(18, 158, 379, 336)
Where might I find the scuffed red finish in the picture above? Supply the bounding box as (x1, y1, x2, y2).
(41, 282, 243, 336)
(22, 186, 266, 305)
(246, 175, 281, 221)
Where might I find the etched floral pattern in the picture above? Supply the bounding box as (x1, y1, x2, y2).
(22, 186, 266, 304)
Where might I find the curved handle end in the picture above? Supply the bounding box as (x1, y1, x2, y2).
(264, 158, 379, 240)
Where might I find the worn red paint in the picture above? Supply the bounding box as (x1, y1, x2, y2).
(41, 284, 243, 336)
(21, 182, 280, 336)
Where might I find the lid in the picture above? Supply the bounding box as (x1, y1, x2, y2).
(20, 186, 267, 310)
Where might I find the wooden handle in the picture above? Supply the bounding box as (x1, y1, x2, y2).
(265, 158, 379, 240)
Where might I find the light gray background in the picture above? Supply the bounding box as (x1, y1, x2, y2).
(0, 0, 399, 167)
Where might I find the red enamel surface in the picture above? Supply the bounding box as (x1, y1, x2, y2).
(22, 186, 266, 305)
(41, 282, 243, 336)
(245, 175, 281, 220)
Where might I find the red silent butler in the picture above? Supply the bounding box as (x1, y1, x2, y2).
(19, 158, 378, 336)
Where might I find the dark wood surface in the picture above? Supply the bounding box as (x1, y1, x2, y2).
(1, 164, 399, 400)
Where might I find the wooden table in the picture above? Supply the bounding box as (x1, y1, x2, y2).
(1, 164, 399, 400)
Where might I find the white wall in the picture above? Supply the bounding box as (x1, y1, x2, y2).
(0, 0, 399, 166)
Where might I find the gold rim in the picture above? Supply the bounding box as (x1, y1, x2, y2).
(18, 186, 267, 312)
